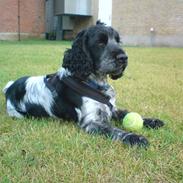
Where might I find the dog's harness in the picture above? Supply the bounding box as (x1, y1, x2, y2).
(44, 73, 113, 109)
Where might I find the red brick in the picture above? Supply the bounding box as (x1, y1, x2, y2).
(0, 0, 45, 40)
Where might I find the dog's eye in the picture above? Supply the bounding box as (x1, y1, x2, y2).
(98, 34, 108, 46)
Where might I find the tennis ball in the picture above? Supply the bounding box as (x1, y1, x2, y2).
(123, 112, 143, 131)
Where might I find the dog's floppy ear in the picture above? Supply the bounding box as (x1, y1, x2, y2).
(62, 29, 94, 78)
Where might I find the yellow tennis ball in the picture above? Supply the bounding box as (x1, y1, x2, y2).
(123, 112, 143, 131)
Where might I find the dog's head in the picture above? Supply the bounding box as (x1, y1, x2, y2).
(62, 21, 128, 80)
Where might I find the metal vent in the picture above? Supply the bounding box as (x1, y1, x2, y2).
(54, 0, 92, 16)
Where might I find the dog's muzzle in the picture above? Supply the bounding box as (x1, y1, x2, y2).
(110, 53, 128, 80)
(116, 53, 128, 69)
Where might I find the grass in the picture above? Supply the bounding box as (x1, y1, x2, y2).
(0, 40, 183, 183)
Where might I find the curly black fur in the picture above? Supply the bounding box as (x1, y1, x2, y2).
(62, 29, 94, 78)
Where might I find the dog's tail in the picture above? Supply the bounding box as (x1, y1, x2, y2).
(2, 81, 14, 94)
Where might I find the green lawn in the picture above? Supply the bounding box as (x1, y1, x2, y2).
(0, 40, 183, 183)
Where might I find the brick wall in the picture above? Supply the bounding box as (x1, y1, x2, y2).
(0, 0, 45, 40)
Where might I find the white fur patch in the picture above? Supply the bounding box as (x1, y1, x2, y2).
(57, 67, 71, 79)
(6, 99, 23, 118)
(78, 97, 112, 128)
(105, 85, 116, 107)
(75, 108, 82, 122)
(24, 76, 54, 117)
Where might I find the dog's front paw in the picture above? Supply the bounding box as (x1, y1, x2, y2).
(122, 133, 149, 147)
(143, 118, 164, 129)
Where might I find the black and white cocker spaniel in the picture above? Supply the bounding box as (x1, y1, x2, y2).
(3, 22, 164, 147)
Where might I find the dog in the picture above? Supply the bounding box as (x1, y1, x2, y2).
(3, 22, 164, 147)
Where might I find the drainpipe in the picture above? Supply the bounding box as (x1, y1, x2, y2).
(17, 0, 20, 41)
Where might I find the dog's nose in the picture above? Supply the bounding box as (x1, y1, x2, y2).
(112, 49, 128, 62)
(116, 53, 128, 61)
(116, 53, 128, 67)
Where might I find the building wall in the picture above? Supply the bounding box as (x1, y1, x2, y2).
(0, 0, 45, 40)
(46, 0, 98, 40)
(1, 0, 182, 46)
(112, 0, 183, 47)
(73, 0, 99, 36)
